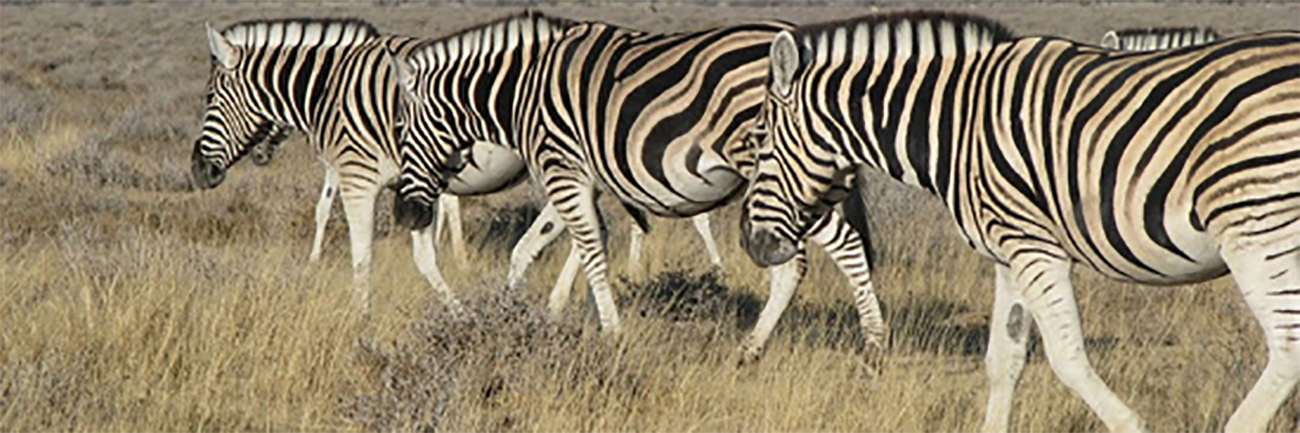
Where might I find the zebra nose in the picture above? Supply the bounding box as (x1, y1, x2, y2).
(191, 157, 226, 190)
(394, 195, 435, 230)
(251, 147, 274, 166)
(743, 225, 797, 268)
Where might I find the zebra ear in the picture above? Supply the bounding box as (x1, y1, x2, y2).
(770, 31, 800, 98)
(388, 49, 418, 102)
(206, 22, 239, 69)
(1100, 31, 1120, 50)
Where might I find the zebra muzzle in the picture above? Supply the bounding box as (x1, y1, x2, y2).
(740, 214, 798, 268)
(394, 195, 435, 230)
(191, 157, 226, 190)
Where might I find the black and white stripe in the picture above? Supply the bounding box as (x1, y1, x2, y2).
(741, 10, 1299, 432)
(391, 12, 885, 360)
(191, 18, 540, 314)
(1100, 26, 1220, 51)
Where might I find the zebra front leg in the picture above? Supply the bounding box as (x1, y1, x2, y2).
(506, 201, 567, 290)
(438, 195, 468, 267)
(340, 184, 379, 314)
(410, 222, 466, 319)
(1220, 227, 1300, 433)
(997, 252, 1146, 433)
(309, 168, 340, 263)
(805, 210, 886, 350)
(690, 214, 724, 271)
(981, 263, 1032, 433)
(739, 248, 806, 365)
(543, 174, 620, 333)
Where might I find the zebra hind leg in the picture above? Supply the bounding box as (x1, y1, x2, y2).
(1221, 220, 1300, 433)
(506, 201, 566, 290)
(411, 222, 467, 319)
(690, 214, 725, 272)
(981, 263, 1032, 433)
(309, 168, 340, 263)
(543, 173, 621, 333)
(548, 241, 583, 321)
(439, 195, 468, 268)
(1001, 252, 1147, 433)
(339, 184, 379, 315)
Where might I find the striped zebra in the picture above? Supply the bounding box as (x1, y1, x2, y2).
(247, 124, 292, 167)
(1101, 26, 1220, 51)
(190, 18, 722, 315)
(740, 10, 1299, 432)
(246, 124, 475, 266)
(388, 12, 886, 360)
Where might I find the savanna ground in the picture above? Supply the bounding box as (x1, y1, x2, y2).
(2, 1, 1298, 431)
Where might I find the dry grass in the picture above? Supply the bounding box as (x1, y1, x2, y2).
(2, 2, 1298, 432)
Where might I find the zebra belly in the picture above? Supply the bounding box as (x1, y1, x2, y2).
(1066, 200, 1229, 285)
(445, 142, 527, 196)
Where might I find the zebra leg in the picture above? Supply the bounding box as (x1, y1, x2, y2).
(411, 225, 466, 318)
(690, 214, 724, 271)
(739, 248, 806, 365)
(506, 201, 567, 290)
(309, 167, 340, 263)
(339, 183, 379, 314)
(1003, 254, 1147, 433)
(1221, 228, 1300, 433)
(549, 239, 584, 320)
(806, 210, 886, 350)
(543, 173, 620, 333)
(628, 222, 645, 275)
(981, 263, 1032, 433)
(439, 195, 468, 267)
(622, 203, 651, 276)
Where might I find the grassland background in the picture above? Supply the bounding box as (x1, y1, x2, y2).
(2, 1, 1298, 432)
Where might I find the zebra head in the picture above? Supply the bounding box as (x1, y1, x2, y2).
(192, 22, 276, 189)
(741, 31, 857, 267)
(388, 47, 472, 230)
(249, 125, 293, 167)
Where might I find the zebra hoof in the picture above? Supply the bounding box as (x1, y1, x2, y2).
(736, 345, 763, 367)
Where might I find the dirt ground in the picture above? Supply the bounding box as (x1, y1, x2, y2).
(2, 2, 1298, 432)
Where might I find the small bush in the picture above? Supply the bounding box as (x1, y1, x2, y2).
(42, 136, 191, 192)
(344, 289, 583, 432)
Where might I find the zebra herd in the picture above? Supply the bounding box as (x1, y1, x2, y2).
(189, 10, 1297, 433)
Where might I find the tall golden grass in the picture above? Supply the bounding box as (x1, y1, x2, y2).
(2, 2, 1297, 432)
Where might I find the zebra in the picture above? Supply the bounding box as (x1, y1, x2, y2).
(388, 11, 886, 361)
(246, 124, 475, 266)
(1100, 26, 1220, 51)
(739, 10, 1298, 432)
(247, 123, 292, 167)
(189, 18, 723, 315)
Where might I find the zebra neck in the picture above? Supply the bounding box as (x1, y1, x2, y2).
(241, 44, 359, 134)
(840, 52, 992, 203)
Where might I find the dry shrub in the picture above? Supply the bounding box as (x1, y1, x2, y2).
(344, 288, 585, 432)
(0, 79, 51, 138)
(42, 134, 191, 192)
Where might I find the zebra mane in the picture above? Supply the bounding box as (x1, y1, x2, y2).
(1108, 26, 1219, 41)
(1101, 26, 1220, 51)
(791, 10, 1016, 61)
(220, 18, 380, 50)
(406, 10, 576, 67)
